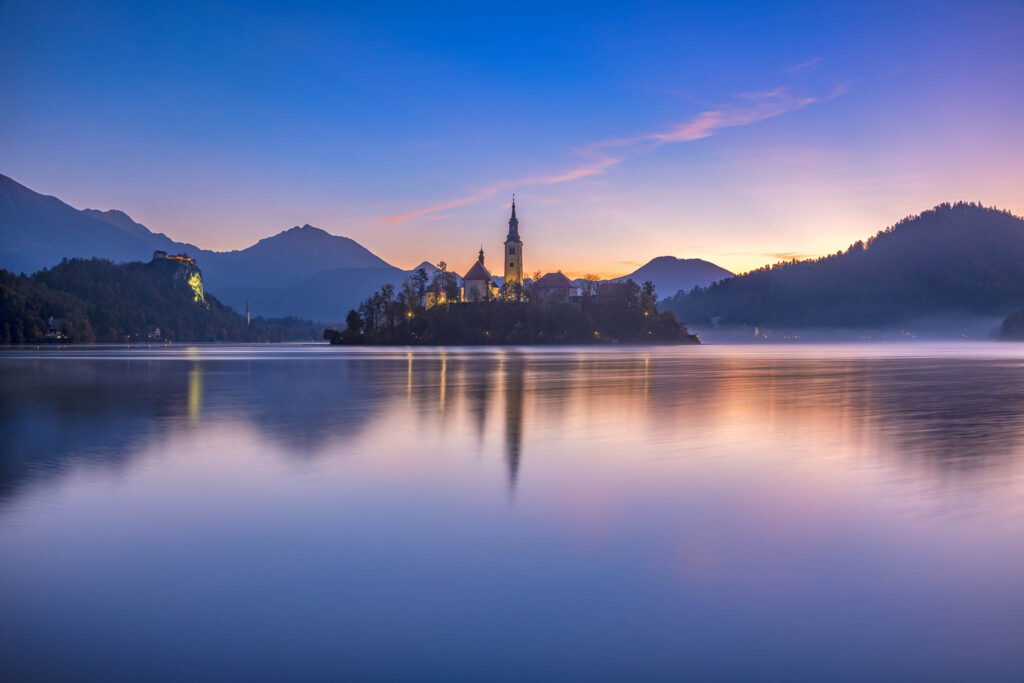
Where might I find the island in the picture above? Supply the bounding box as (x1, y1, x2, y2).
(324, 276, 698, 346)
(324, 200, 698, 346)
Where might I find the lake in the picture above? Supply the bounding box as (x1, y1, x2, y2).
(3, 343, 1024, 680)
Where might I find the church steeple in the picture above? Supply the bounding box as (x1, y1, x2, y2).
(503, 196, 523, 293)
(506, 195, 520, 243)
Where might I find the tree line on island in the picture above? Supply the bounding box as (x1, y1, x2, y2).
(325, 267, 697, 345)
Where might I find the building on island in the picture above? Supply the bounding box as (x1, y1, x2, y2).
(425, 279, 448, 309)
(532, 271, 578, 305)
(45, 317, 65, 340)
(462, 248, 499, 302)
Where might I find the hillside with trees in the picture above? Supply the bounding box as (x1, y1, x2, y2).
(0, 257, 319, 343)
(999, 309, 1024, 340)
(661, 203, 1024, 329)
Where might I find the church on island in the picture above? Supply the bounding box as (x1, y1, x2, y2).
(329, 197, 697, 345)
(427, 198, 578, 306)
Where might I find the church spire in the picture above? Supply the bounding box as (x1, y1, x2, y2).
(506, 195, 520, 243)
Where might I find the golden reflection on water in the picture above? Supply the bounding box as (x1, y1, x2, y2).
(188, 365, 203, 424)
(337, 348, 1024, 501)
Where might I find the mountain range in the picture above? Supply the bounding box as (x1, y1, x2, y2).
(0, 174, 731, 321)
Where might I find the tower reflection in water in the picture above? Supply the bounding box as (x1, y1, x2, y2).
(5, 346, 1024, 503)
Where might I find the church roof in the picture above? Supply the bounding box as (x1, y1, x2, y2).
(463, 260, 492, 282)
(534, 272, 574, 289)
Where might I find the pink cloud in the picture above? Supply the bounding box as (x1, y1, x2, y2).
(385, 155, 623, 223)
(386, 189, 499, 223)
(385, 85, 833, 223)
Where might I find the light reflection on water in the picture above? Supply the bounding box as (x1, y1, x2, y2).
(3, 343, 1024, 680)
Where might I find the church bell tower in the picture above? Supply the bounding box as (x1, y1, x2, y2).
(504, 196, 523, 294)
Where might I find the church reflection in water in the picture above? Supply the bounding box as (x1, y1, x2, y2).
(503, 355, 525, 490)
(5, 346, 1024, 502)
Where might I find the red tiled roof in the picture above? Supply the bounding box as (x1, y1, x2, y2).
(533, 272, 573, 288)
(463, 260, 492, 281)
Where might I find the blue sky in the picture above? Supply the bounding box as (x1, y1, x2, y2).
(2, 1, 1022, 275)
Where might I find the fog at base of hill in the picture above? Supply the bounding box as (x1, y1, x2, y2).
(689, 312, 1007, 343)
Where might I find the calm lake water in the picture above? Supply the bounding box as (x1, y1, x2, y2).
(3, 343, 1024, 680)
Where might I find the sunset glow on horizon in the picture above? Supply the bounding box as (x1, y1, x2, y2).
(2, 1, 1022, 277)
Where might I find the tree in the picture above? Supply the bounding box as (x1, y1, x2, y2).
(358, 297, 377, 332)
(412, 268, 429, 307)
(345, 309, 363, 334)
(500, 280, 523, 302)
(440, 267, 460, 301)
(641, 280, 658, 316)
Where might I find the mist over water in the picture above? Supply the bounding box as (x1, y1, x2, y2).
(3, 343, 1024, 680)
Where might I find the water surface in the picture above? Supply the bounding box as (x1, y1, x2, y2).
(3, 343, 1024, 680)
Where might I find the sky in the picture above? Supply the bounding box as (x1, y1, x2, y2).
(2, 0, 1023, 277)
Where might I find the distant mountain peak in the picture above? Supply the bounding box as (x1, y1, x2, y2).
(84, 208, 133, 223)
(251, 224, 344, 248)
(647, 255, 706, 265)
(277, 224, 333, 237)
(613, 255, 733, 298)
(409, 261, 440, 274)
(82, 208, 149, 236)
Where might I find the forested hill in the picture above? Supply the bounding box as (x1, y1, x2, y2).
(662, 203, 1024, 328)
(0, 257, 320, 343)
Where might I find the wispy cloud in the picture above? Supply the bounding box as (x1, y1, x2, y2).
(386, 85, 836, 223)
(384, 154, 624, 223)
(784, 57, 822, 75)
